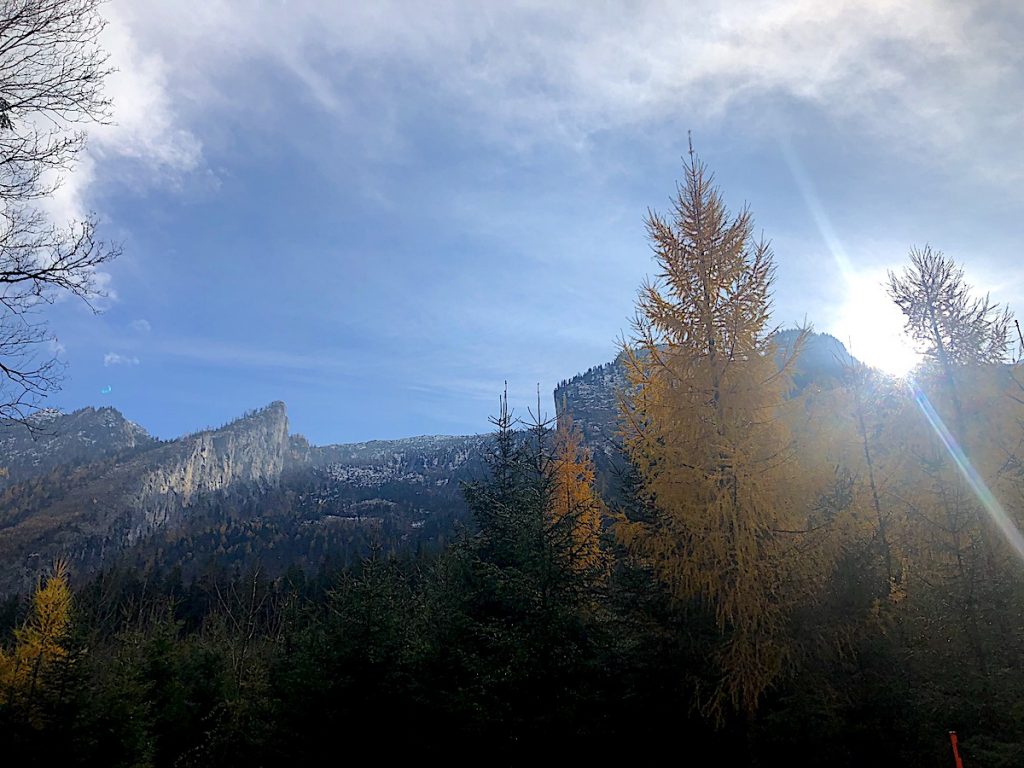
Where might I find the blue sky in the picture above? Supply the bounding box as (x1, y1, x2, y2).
(40, 0, 1024, 444)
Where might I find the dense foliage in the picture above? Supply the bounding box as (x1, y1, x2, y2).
(2, 371, 1023, 765)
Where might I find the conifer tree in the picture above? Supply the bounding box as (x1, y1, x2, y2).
(887, 248, 1020, 674)
(887, 245, 1013, 437)
(888, 246, 1012, 370)
(0, 559, 73, 710)
(617, 142, 822, 716)
(548, 411, 606, 576)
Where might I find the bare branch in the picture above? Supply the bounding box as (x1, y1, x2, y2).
(0, 0, 118, 421)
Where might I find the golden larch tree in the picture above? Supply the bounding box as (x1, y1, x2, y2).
(0, 559, 73, 702)
(887, 248, 1022, 672)
(548, 411, 606, 576)
(617, 144, 826, 717)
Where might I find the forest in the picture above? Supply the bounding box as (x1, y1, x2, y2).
(0, 3, 1022, 764)
(2, 147, 1024, 766)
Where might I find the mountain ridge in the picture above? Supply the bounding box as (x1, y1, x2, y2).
(0, 332, 856, 592)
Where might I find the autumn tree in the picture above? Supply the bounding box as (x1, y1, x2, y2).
(888, 246, 1012, 437)
(0, 558, 73, 720)
(0, 0, 119, 424)
(548, 411, 606, 577)
(617, 143, 827, 717)
(884, 247, 1024, 677)
(888, 246, 1012, 368)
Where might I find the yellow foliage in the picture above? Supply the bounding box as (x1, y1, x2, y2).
(617, 147, 833, 717)
(803, 358, 1024, 672)
(549, 412, 607, 576)
(0, 559, 73, 700)
(884, 367, 1024, 616)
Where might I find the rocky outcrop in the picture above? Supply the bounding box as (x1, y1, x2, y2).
(0, 402, 290, 592)
(773, 330, 856, 388)
(552, 332, 859, 491)
(311, 434, 488, 484)
(554, 355, 628, 463)
(554, 332, 857, 440)
(122, 401, 289, 540)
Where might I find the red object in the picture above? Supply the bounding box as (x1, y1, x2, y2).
(949, 731, 964, 768)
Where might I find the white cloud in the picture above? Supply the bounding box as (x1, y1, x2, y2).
(104, 352, 140, 366)
(157, 338, 346, 372)
(130, 319, 152, 333)
(39, 3, 203, 229)
(94, 8, 202, 172)
(104, 1, 1022, 179)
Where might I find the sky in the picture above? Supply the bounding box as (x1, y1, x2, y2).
(38, 0, 1024, 445)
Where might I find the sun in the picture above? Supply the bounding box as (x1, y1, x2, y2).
(831, 270, 921, 377)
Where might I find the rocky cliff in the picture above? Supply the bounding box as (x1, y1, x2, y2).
(119, 401, 289, 541)
(554, 356, 627, 447)
(553, 356, 629, 488)
(551, 332, 858, 490)
(0, 402, 290, 592)
(0, 400, 490, 592)
(310, 434, 489, 486)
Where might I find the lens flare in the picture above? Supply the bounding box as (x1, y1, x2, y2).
(779, 139, 920, 376)
(100, 385, 112, 395)
(909, 378, 1024, 564)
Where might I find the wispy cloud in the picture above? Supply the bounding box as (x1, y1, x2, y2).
(130, 319, 152, 333)
(103, 352, 140, 366)
(156, 338, 350, 373)
(107, 1, 1022, 178)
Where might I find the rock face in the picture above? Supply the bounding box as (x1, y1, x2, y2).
(295, 434, 490, 524)
(773, 329, 855, 388)
(554, 356, 627, 447)
(121, 401, 289, 542)
(551, 332, 859, 490)
(553, 356, 629, 489)
(0, 402, 290, 593)
(310, 434, 489, 487)
(0, 400, 489, 593)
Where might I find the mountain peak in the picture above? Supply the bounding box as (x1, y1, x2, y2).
(0, 405, 155, 490)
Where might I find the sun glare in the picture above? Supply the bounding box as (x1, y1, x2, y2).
(778, 142, 920, 378)
(832, 271, 920, 377)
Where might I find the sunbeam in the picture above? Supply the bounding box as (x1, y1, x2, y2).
(910, 378, 1024, 565)
(779, 139, 920, 376)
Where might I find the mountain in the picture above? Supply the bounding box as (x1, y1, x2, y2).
(0, 332, 856, 593)
(0, 406, 154, 491)
(773, 329, 856, 387)
(0, 403, 289, 592)
(553, 356, 629, 491)
(0, 403, 491, 593)
(308, 433, 489, 483)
